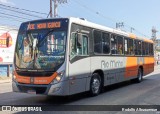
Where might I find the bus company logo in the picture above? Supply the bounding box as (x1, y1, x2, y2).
(30, 77, 34, 84)
(101, 60, 123, 69)
(0, 33, 12, 48)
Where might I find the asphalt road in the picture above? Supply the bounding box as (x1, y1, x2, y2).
(0, 67, 160, 114)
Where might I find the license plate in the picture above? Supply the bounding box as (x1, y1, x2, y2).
(27, 90, 36, 94)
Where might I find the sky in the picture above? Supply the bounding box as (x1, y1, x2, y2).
(0, 0, 160, 39)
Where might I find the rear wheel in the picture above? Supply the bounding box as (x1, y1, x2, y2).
(135, 68, 143, 83)
(90, 73, 102, 96)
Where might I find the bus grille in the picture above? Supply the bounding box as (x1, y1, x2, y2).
(18, 85, 47, 94)
(16, 71, 54, 77)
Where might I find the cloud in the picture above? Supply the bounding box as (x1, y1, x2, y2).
(0, 0, 15, 5)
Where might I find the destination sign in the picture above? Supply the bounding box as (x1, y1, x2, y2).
(27, 21, 61, 30)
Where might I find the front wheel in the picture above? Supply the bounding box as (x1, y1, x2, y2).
(90, 73, 102, 96)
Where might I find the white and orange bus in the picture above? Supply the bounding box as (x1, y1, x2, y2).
(12, 17, 154, 96)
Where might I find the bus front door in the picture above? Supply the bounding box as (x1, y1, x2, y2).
(68, 32, 90, 95)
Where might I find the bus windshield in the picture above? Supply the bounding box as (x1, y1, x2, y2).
(15, 29, 67, 71)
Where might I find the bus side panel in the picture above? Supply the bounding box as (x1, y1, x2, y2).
(148, 57, 154, 73)
(68, 57, 90, 95)
(143, 57, 148, 75)
(125, 57, 138, 78)
(91, 56, 128, 86)
(143, 57, 154, 75)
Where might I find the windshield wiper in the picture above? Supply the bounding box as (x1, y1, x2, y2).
(37, 29, 54, 47)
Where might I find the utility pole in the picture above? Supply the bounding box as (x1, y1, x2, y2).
(50, 0, 53, 18)
(130, 27, 135, 33)
(152, 26, 158, 41)
(116, 22, 124, 30)
(54, 0, 58, 17)
(49, 0, 68, 18)
(151, 26, 158, 59)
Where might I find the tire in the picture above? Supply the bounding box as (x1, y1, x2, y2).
(135, 68, 143, 83)
(90, 73, 102, 96)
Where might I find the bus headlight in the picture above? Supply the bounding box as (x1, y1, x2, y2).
(51, 70, 65, 84)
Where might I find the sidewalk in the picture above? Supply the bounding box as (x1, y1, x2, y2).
(155, 64, 160, 70)
(0, 76, 12, 84)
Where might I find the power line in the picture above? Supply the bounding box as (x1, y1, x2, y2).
(0, 6, 44, 18)
(0, 25, 18, 31)
(0, 15, 24, 22)
(124, 24, 150, 38)
(0, 23, 19, 28)
(73, 0, 117, 23)
(72, 0, 149, 38)
(0, 3, 48, 15)
(0, 12, 31, 20)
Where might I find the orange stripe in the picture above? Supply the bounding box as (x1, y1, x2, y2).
(125, 57, 138, 77)
(129, 33, 136, 39)
(14, 71, 58, 84)
(14, 71, 30, 84)
(144, 39, 153, 43)
(34, 72, 57, 84)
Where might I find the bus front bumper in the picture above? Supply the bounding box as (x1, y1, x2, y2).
(12, 80, 69, 96)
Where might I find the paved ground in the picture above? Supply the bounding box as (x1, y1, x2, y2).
(0, 76, 11, 84)
(0, 65, 160, 114)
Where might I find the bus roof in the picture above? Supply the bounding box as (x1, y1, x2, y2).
(68, 17, 153, 44)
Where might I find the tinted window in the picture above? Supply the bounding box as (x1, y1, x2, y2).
(70, 33, 88, 58)
(94, 30, 110, 54)
(94, 30, 102, 54)
(124, 38, 134, 55)
(102, 32, 110, 54)
(111, 34, 117, 54)
(134, 40, 142, 55)
(117, 36, 123, 55)
(149, 43, 153, 56)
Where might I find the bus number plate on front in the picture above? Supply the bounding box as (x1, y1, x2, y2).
(27, 90, 36, 94)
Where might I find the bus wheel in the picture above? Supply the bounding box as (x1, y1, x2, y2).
(90, 73, 101, 96)
(136, 68, 143, 83)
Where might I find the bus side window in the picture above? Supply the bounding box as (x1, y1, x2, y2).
(145, 43, 149, 55)
(94, 30, 102, 54)
(111, 35, 117, 54)
(82, 35, 88, 55)
(142, 42, 145, 55)
(70, 32, 88, 58)
(117, 36, 123, 55)
(129, 39, 134, 55)
(70, 33, 77, 58)
(134, 40, 138, 55)
(125, 38, 134, 55)
(102, 32, 110, 54)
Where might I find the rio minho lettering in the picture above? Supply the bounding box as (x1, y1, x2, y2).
(101, 60, 123, 69)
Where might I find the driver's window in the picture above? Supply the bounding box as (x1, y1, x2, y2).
(70, 32, 88, 59)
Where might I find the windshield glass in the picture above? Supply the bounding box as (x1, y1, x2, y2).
(15, 29, 66, 71)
